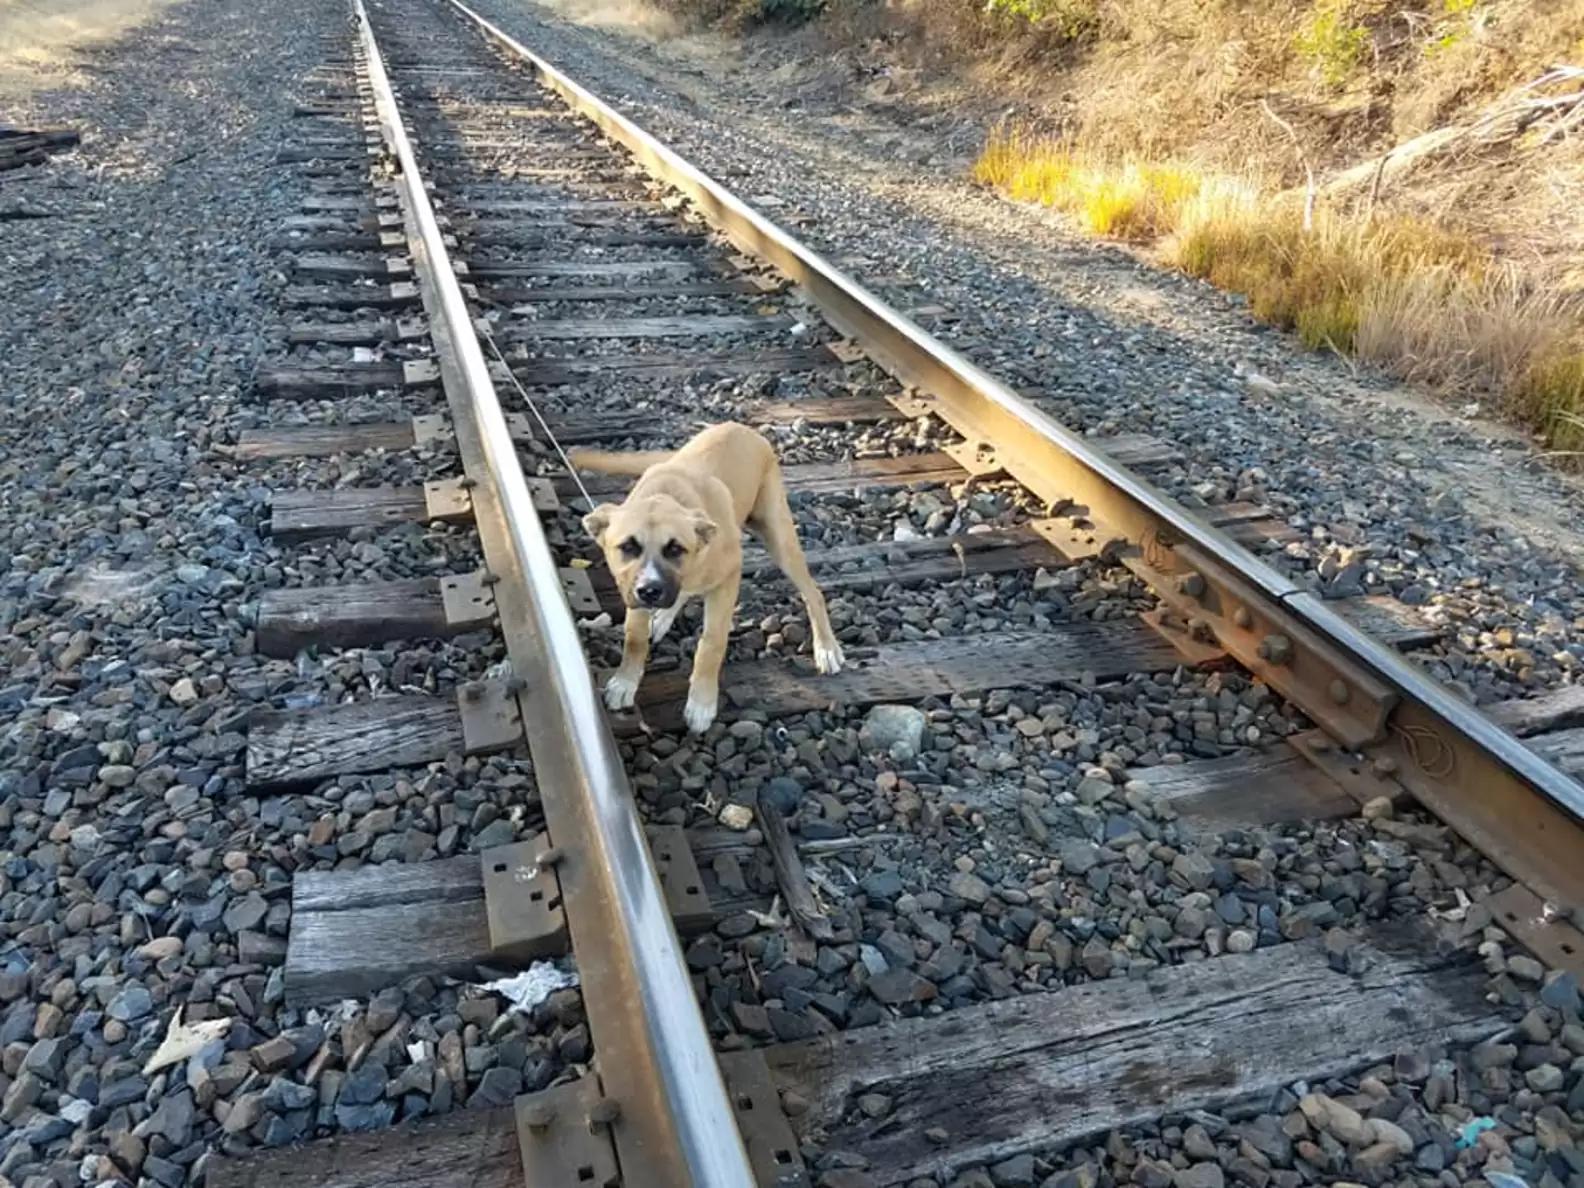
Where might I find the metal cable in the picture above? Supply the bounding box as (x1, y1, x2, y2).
(476, 319, 597, 509)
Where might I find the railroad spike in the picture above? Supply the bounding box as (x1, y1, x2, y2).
(587, 1097, 621, 1131)
(520, 1101, 556, 1132)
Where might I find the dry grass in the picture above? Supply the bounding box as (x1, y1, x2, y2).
(971, 127, 1203, 239)
(976, 123, 1584, 453)
(0, 0, 183, 100)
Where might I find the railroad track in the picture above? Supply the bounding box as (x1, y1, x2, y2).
(206, 0, 1584, 1184)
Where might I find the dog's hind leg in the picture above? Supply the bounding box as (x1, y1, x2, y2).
(749, 470, 844, 675)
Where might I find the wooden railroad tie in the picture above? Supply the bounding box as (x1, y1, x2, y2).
(208, 925, 1503, 1188)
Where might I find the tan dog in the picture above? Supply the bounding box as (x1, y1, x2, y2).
(571, 422, 844, 733)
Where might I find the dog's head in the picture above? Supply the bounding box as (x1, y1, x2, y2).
(583, 493, 717, 611)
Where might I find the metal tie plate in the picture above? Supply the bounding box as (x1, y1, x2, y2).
(482, 834, 569, 963)
(513, 1075, 619, 1186)
(456, 677, 524, 754)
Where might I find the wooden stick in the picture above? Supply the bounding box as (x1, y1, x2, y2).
(753, 790, 834, 941)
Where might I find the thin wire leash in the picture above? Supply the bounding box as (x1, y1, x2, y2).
(476, 319, 596, 509)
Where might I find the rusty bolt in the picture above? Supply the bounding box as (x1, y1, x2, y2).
(1328, 679, 1350, 705)
(1232, 606, 1253, 629)
(1257, 633, 1293, 665)
(1187, 617, 1214, 642)
(520, 1101, 556, 1132)
(535, 845, 564, 868)
(588, 1098, 621, 1131)
(1176, 572, 1206, 599)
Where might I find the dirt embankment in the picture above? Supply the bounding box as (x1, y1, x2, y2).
(1, 0, 186, 103)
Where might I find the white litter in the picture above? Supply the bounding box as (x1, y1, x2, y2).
(477, 961, 579, 1014)
(142, 1007, 233, 1075)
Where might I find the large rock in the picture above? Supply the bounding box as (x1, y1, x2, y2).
(859, 705, 926, 754)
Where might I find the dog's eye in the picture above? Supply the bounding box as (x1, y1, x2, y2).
(662, 539, 686, 561)
(618, 537, 642, 559)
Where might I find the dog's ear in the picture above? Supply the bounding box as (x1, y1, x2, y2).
(692, 512, 718, 546)
(582, 503, 617, 543)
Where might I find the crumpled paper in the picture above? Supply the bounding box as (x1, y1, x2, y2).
(477, 960, 579, 1013)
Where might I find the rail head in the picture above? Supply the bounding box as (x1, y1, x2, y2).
(351, 3, 759, 1183)
(443, 0, 1584, 922)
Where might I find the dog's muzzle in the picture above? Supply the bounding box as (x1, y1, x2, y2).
(633, 561, 678, 610)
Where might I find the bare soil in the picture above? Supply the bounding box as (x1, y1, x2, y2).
(0, 0, 186, 104)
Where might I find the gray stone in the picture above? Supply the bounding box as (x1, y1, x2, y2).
(859, 704, 926, 754)
(470, 1066, 522, 1108)
(948, 870, 992, 905)
(107, 984, 153, 1023)
(1174, 1165, 1224, 1188)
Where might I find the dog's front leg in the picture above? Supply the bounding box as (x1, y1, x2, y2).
(604, 608, 651, 710)
(684, 578, 738, 733)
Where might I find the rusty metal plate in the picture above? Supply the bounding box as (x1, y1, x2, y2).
(558, 566, 601, 614)
(943, 438, 1005, 478)
(829, 339, 866, 364)
(423, 477, 473, 522)
(401, 357, 441, 385)
(440, 569, 497, 631)
(456, 678, 524, 754)
(410, 414, 452, 446)
(483, 835, 569, 964)
(505, 411, 534, 442)
(526, 476, 561, 513)
(1153, 541, 1398, 750)
(394, 314, 427, 339)
(1486, 882, 1584, 981)
(514, 1076, 619, 1187)
(884, 390, 937, 420)
(717, 1050, 810, 1188)
(1139, 607, 1226, 667)
(1286, 729, 1404, 808)
(1027, 515, 1126, 564)
(645, 825, 714, 934)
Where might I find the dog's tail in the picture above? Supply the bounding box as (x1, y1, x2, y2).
(564, 447, 672, 476)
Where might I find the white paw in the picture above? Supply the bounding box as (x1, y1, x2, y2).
(649, 599, 686, 644)
(814, 637, 845, 675)
(604, 671, 639, 710)
(684, 688, 718, 734)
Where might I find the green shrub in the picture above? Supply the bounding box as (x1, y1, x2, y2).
(983, 0, 1098, 39)
(1294, 3, 1369, 86)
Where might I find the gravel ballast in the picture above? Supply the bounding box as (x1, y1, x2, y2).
(4, 0, 1583, 1184)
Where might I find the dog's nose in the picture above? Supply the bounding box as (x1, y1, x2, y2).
(636, 581, 667, 607)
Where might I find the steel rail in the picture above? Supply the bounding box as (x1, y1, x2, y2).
(443, 0, 1584, 921)
(352, 4, 759, 1183)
